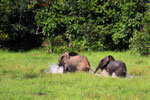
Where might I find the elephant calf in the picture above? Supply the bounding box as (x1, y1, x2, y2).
(94, 55, 127, 77)
(58, 52, 94, 73)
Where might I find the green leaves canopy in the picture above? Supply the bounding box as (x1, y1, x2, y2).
(35, 0, 148, 51)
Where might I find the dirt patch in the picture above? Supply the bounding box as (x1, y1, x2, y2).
(31, 92, 47, 96)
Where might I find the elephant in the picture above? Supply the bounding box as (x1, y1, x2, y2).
(94, 55, 127, 77)
(58, 52, 94, 73)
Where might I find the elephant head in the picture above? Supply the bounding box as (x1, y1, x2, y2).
(58, 52, 78, 71)
(94, 55, 115, 74)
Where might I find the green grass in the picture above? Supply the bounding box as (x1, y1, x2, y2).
(0, 50, 150, 100)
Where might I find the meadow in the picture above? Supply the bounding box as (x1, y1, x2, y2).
(0, 50, 150, 100)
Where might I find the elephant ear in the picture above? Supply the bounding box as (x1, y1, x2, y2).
(63, 52, 70, 59)
(100, 56, 110, 69)
(69, 52, 78, 57)
(108, 55, 115, 61)
(100, 55, 115, 69)
(58, 52, 69, 62)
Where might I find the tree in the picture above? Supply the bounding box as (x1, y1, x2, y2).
(35, 0, 148, 52)
(0, 0, 41, 51)
(130, 6, 150, 56)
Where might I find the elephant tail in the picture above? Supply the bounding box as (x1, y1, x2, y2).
(84, 57, 95, 73)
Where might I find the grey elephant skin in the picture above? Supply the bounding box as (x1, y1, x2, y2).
(58, 52, 93, 73)
(94, 55, 127, 77)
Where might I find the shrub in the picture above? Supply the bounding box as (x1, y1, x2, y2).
(130, 6, 150, 56)
(35, 0, 148, 52)
(129, 31, 150, 56)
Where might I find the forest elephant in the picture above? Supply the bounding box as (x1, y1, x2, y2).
(58, 52, 94, 73)
(94, 55, 127, 77)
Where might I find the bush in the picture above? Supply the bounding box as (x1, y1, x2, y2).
(130, 6, 150, 56)
(129, 31, 150, 56)
(0, 0, 42, 51)
(0, 0, 149, 52)
(35, 0, 148, 52)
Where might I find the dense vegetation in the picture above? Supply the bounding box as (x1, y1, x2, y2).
(0, 50, 150, 99)
(0, 0, 150, 55)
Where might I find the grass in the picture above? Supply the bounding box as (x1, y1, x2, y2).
(0, 49, 150, 99)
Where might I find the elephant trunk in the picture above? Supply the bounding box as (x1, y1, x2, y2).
(58, 61, 65, 67)
(94, 65, 100, 74)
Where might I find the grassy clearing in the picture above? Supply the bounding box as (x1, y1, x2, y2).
(0, 50, 150, 99)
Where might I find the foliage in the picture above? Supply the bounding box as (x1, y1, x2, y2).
(0, 0, 42, 51)
(130, 5, 150, 56)
(0, 31, 9, 41)
(0, 0, 34, 37)
(0, 1, 11, 41)
(0, 0, 149, 54)
(35, 0, 148, 52)
(129, 31, 150, 56)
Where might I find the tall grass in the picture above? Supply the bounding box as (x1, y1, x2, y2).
(0, 50, 150, 99)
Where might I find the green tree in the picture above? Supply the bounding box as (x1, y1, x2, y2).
(35, 0, 148, 52)
(0, 1, 11, 42)
(130, 6, 150, 56)
(0, 0, 41, 51)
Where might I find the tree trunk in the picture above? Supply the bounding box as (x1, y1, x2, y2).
(48, 37, 52, 53)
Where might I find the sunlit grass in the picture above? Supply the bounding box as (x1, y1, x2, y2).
(0, 50, 150, 99)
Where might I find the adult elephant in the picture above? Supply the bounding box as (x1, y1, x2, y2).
(58, 52, 94, 73)
(94, 55, 127, 77)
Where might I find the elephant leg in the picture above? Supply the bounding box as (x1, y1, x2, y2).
(63, 65, 69, 73)
(114, 67, 126, 77)
(112, 72, 118, 78)
(63, 66, 67, 73)
(100, 69, 109, 77)
(63, 63, 70, 73)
